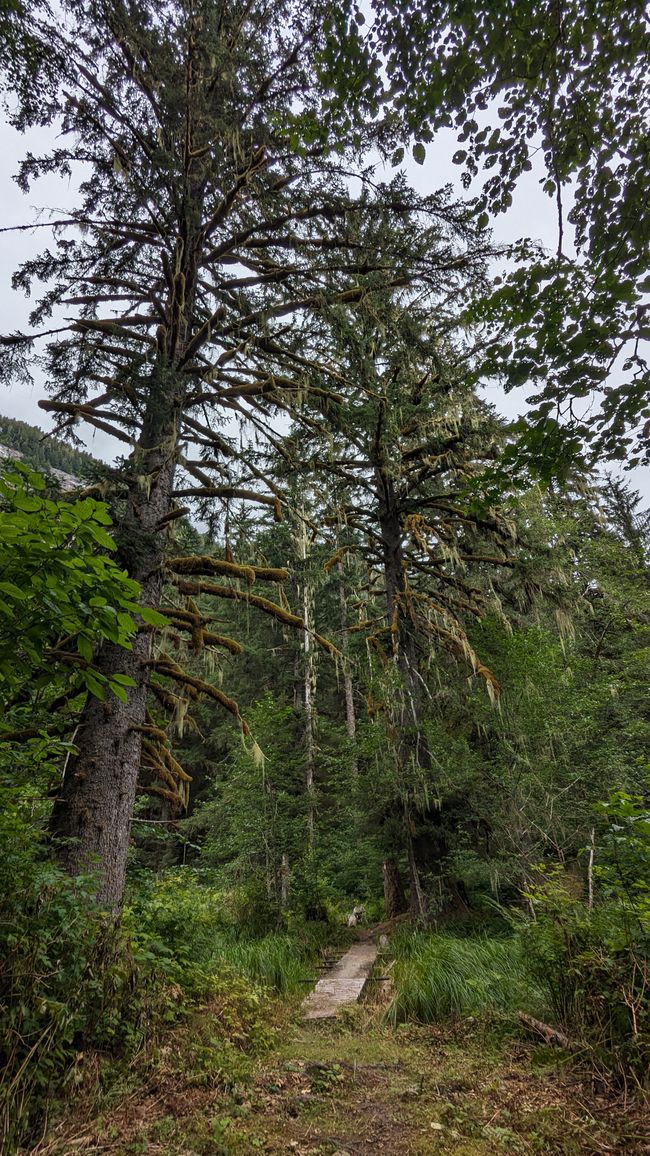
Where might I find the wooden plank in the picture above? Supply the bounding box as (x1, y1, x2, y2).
(302, 942, 378, 1021)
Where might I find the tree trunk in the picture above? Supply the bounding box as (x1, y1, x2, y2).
(383, 857, 407, 918)
(299, 519, 316, 848)
(49, 372, 181, 907)
(406, 821, 427, 919)
(280, 852, 290, 908)
(337, 559, 357, 770)
(377, 470, 430, 919)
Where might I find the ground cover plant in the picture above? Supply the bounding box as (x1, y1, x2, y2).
(385, 930, 536, 1026)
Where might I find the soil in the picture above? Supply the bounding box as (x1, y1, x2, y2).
(37, 1001, 649, 1156)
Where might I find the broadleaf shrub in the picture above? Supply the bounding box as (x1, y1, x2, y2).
(0, 826, 147, 1148)
(520, 791, 650, 1089)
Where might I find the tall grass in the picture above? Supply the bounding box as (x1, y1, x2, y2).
(126, 870, 330, 995)
(386, 931, 535, 1025)
(208, 933, 315, 994)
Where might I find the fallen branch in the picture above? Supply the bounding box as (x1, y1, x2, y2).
(517, 1012, 573, 1049)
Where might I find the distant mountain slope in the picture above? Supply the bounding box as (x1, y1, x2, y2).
(0, 414, 98, 489)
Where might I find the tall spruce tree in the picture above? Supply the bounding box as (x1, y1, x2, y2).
(0, 0, 421, 905)
(267, 202, 538, 914)
(321, 2, 650, 474)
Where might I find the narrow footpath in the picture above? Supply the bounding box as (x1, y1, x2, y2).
(35, 938, 648, 1155)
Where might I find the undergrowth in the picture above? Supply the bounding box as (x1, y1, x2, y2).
(125, 867, 336, 994)
(0, 858, 333, 1154)
(518, 792, 650, 1093)
(386, 930, 536, 1026)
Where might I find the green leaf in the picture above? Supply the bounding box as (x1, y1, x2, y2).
(110, 682, 128, 703)
(138, 606, 169, 627)
(77, 635, 93, 663)
(0, 581, 27, 601)
(86, 525, 116, 550)
(89, 505, 113, 525)
(412, 142, 426, 165)
(83, 671, 106, 700)
(13, 494, 43, 513)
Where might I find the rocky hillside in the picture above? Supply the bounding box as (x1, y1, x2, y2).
(0, 414, 97, 490)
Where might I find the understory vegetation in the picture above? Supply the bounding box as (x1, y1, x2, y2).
(385, 932, 534, 1026)
(2, 777, 649, 1149)
(1, 402, 649, 1153)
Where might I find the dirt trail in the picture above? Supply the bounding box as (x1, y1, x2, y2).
(36, 958, 649, 1155)
(240, 1016, 647, 1155)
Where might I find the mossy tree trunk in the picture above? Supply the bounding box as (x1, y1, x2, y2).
(383, 856, 407, 918)
(49, 370, 185, 906)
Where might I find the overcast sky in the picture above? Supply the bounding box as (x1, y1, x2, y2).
(1, 113, 648, 502)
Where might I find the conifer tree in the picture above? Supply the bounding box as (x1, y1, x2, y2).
(322, 1, 650, 473)
(1, 0, 419, 904)
(273, 202, 532, 913)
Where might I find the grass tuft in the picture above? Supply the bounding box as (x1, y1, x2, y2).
(386, 931, 536, 1025)
(210, 933, 313, 994)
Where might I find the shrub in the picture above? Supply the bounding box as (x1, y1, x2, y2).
(126, 867, 331, 995)
(0, 818, 177, 1153)
(520, 790, 650, 1090)
(1, 852, 315, 1151)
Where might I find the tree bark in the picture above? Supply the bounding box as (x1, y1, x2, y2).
(280, 852, 290, 908)
(337, 560, 357, 775)
(383, 857, 407, 918)
(377, 467, 430, 918)
(49, 369, 182, 907)
(298, 518, 316, 849)
(406, 821, 427, 918)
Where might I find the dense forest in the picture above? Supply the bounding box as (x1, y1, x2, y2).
(0, 1, 648, 1153)
(0, 413, 97, 480)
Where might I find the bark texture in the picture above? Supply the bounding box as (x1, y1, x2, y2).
(383, 857, 407, 919)
(50, 374, 182, 906)
(337, 560, 357, 747)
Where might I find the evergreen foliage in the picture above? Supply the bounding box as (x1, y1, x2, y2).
(321, 0, 650, 472)
(0, 413, 97, 479)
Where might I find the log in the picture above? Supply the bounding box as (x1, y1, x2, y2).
(517, 1012, 573, 1049)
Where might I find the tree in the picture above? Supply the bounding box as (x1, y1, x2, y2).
(269, 199, 541, 914)
(1, 0, 422, 905)
(0, 414, 97, 480)
(0, 0, 59, 119)
(321, 1, 650, 472)
(0, 459, 150, 868)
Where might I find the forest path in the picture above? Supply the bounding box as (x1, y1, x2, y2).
(236, 1014, 640, 1155)
(301, 941, 378, 1021)
(39, 969, 645, 1155)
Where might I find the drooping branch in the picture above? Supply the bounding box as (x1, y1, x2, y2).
(147, 654, 251, 735)
(167, 555, 289, 584)
(174, 579, 342, 658)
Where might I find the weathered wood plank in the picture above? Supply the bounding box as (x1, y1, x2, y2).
(302, 942, 378, 1021)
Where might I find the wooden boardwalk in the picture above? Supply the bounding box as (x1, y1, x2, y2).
(302, 941, 378, 1021)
